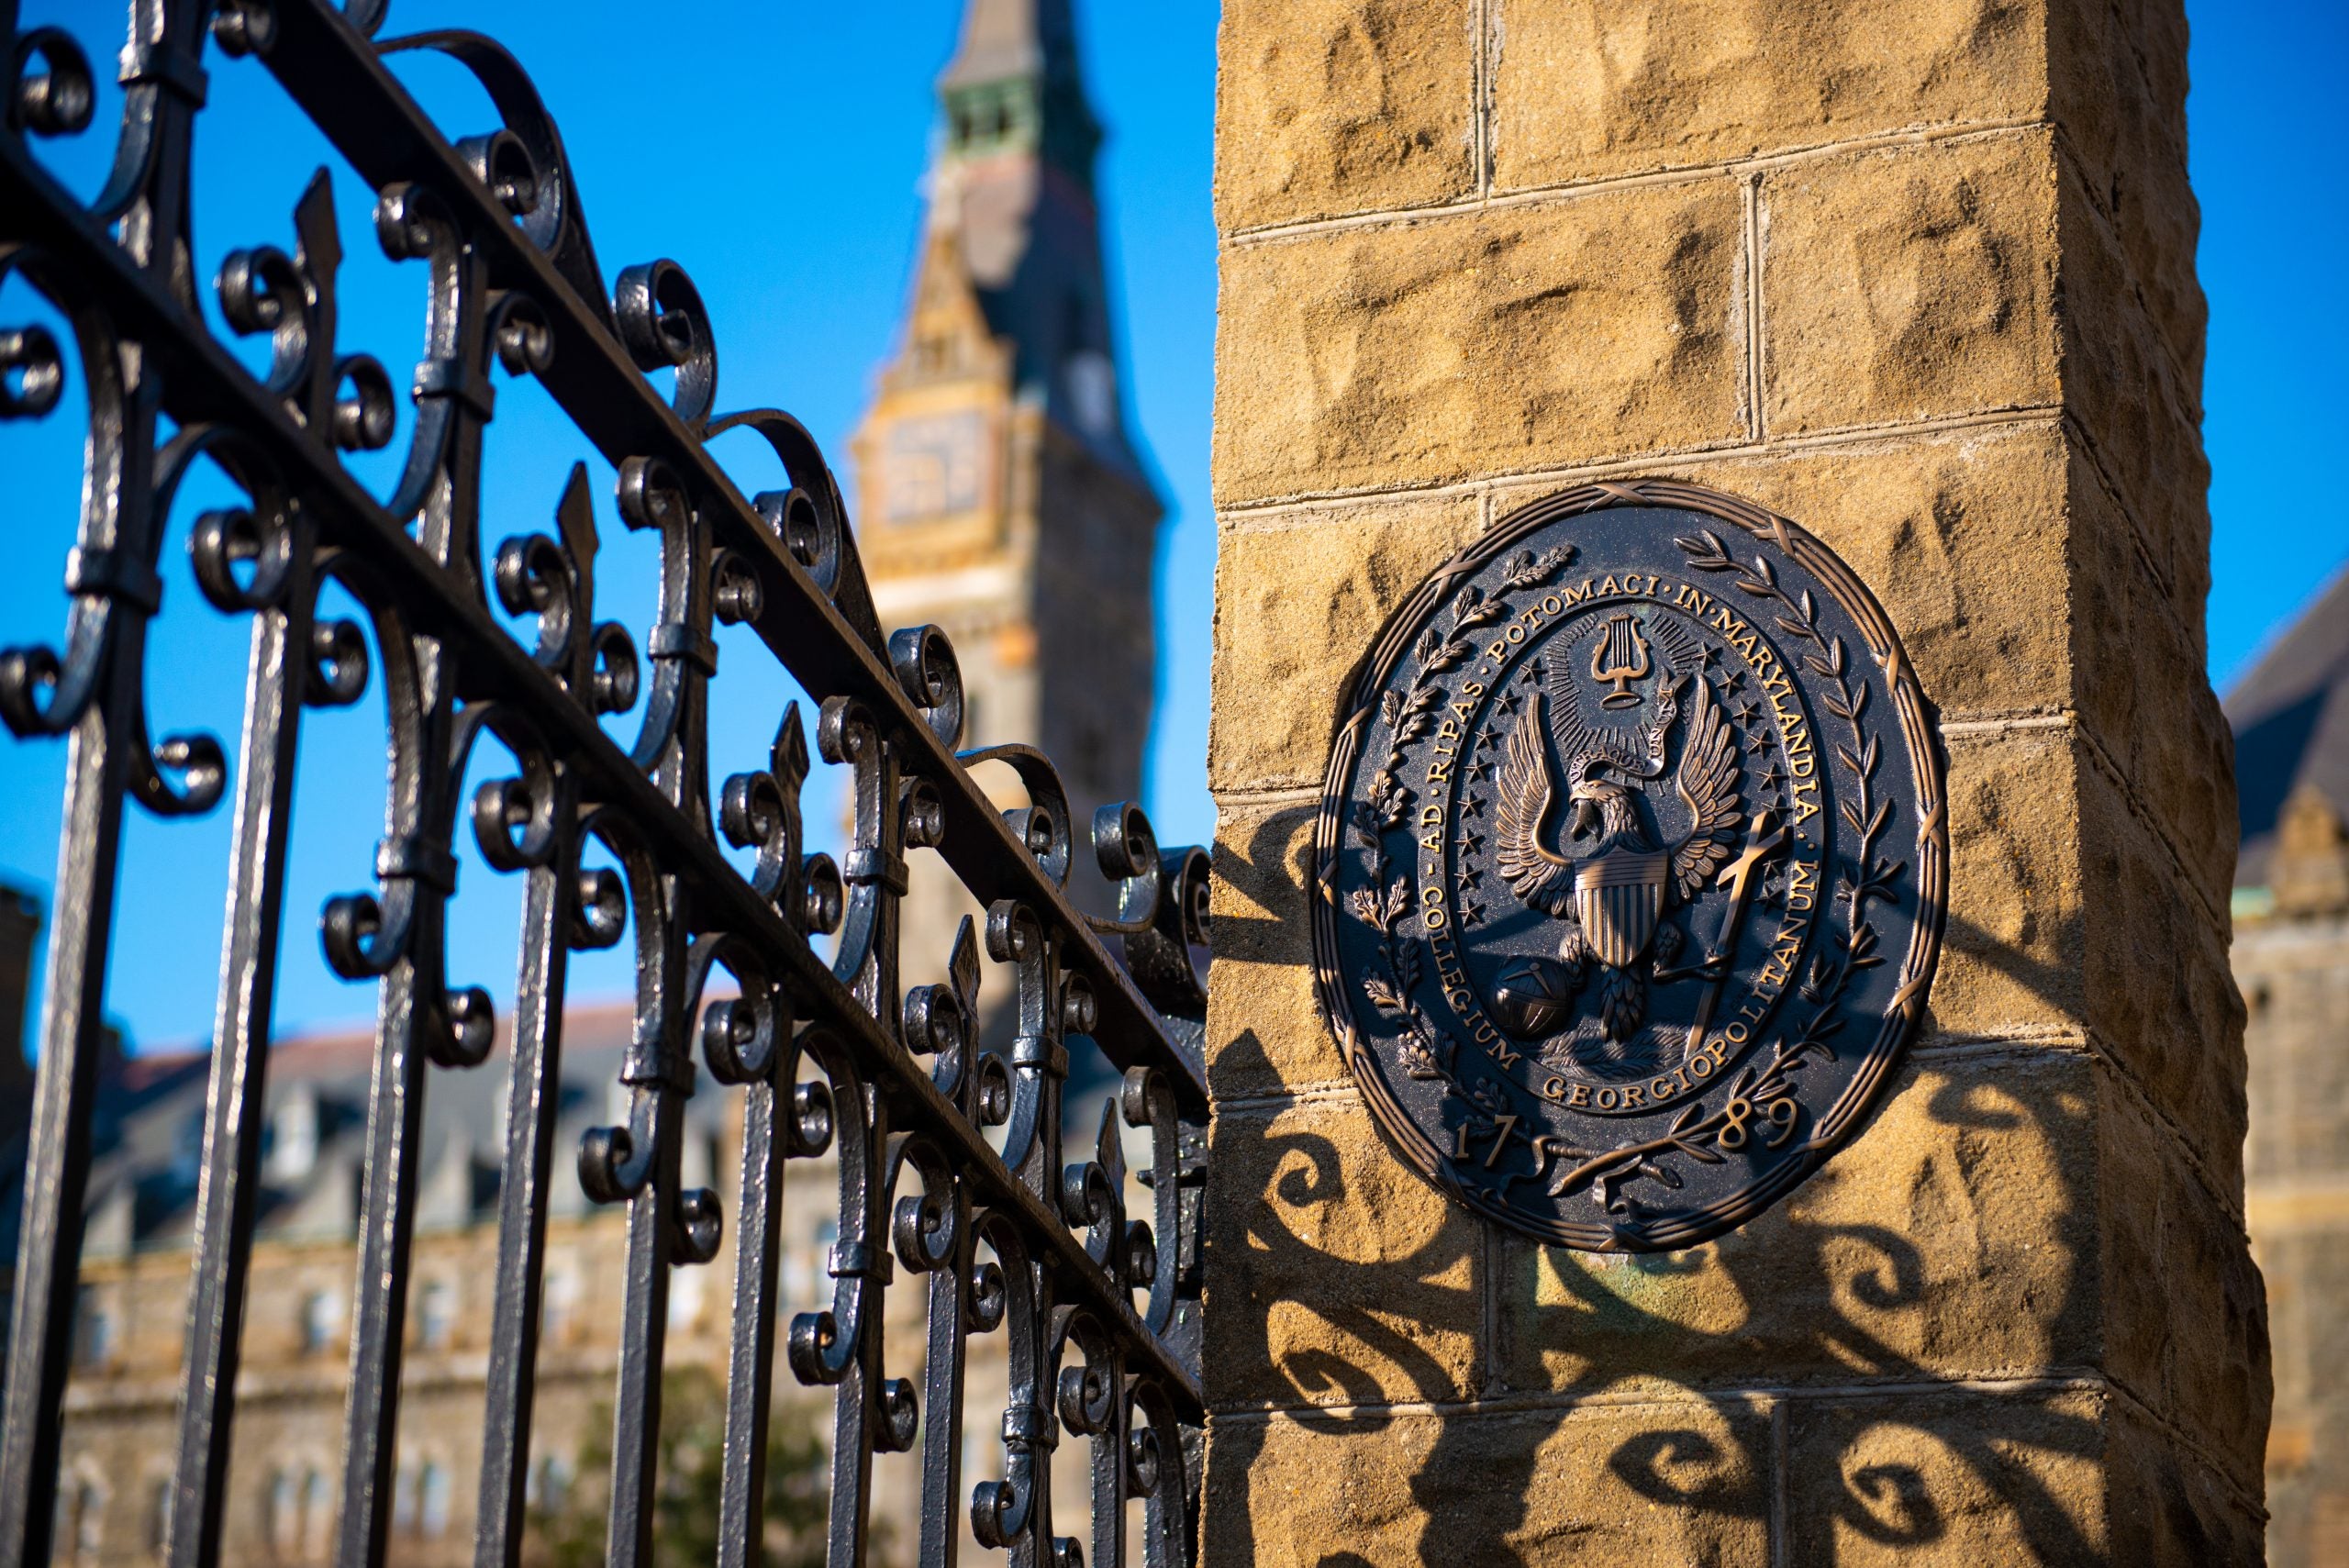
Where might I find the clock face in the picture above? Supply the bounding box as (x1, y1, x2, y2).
(881, 410, 986, 524)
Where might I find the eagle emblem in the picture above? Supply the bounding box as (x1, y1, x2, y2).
(1489, 628, 1745, 1051)
(1312, 484, 1949, 1251)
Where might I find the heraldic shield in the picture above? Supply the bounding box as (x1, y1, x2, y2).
(1574, 850, 1668, 969)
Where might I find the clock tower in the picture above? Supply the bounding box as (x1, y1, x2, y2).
(850, 0, 1163, 982)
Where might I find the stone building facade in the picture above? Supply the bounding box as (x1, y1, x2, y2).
(2231, 568, 2349, 1568)
(1205, 2, 2264, 1562)
(19, 1004, 770, 1566)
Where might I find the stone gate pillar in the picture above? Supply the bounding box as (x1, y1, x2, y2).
(1202, 3, 2266, 1562)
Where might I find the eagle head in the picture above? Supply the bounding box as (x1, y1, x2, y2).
(1566, 754, 1639, 842)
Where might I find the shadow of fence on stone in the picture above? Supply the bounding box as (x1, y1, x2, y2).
(1202, 795, 2133, 1564)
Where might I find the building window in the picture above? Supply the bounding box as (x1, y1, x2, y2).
(301, 1469, 333, 1555)
(542, 1269, 577, 1346)
(71, 1289, 113, 1368)
(266, 1085, 318, 1182)
(266, 1469, 299, 1553)
(667, 1262, 705, 1332)
(527, 1451, 572, 1514)
(417, 1279, 454, 1351)
(58, 1475, 103, 1560)
(149, 1476, 173, 1556)
(298, 1290, 339, 1356)
(417, 1460, 451, 1540)
(171, 1108, 206, 1188)
(392, 1463, 417, 1535)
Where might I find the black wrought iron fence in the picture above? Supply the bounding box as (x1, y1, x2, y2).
(0, 2, 1208, 1564)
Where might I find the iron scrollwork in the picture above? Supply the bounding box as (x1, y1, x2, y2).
(0, 4, 1208, 1566)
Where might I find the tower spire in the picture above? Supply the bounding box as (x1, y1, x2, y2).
(941, 0, 1077, 90)
(937, 0, 1100, 189)
(904, 0, 1129, 467)
(850, 0, 1163, 974)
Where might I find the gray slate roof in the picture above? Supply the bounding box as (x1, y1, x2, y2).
(2229, 568, 2349, 888)
(1, 1002, 734, 1262)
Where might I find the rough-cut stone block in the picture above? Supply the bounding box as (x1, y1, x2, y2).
(2098, 1073, 2269, 1489)
(1215, 183, 1745, 504)
(2047, 0, 2204, 381)
(1215, 0, 1476, 232)
(1209, 498, 1480, 792)
(1207, 956, 1346, 1103)
(1204, 1092, 1480, 1410)
(1764, 130, 2060, 437)
(1203, 1403, 1772, 1566)
(2054, 157, 2209, 606)
(1784, 1385, 2110, 1563)
(1498, 1051, 2099, 1396)
(1209, 794, 1321, 972)
(2066, 454, 2233, 906)
(1490, 0, 2047, 192)
(2077, 760, 2247, 1192)
(2108, 1399, 2267, 1566)
(1541, 421, 2076, 722)
(1208, 795, 1351, 1098)
(1930, 725, 2087, 1041)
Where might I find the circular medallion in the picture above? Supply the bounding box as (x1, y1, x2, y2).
(1313, 481, 1948, 1251)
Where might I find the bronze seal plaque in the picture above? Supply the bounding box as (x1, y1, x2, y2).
(1313, 481, 1948, 1251)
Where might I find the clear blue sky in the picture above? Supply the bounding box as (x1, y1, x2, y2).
(0, 0, 2338, 1050)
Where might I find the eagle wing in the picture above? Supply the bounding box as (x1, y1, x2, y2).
(1669, 675, 1744, 902)
(1542, 643, 1602, 768)
(1496, 690, 1576, 916)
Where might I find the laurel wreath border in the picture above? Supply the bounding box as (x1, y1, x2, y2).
(1310, 479, 1950, 1253)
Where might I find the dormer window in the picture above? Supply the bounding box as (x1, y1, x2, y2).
(71, 1288, 113, 1369)
(148, 1476, 172, 1554)
(418, 1461, 451, 1539)
(62, 1475, 103, 1560)
(299, 1289, 340, 1356)
(265, 1085, 318, 1183)
(417, 1279, 454, 1351)
(542, 1268, 578, 1345)
(171, 1108, 205, 1188)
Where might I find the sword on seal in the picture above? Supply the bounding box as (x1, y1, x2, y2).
(1654, 806, 1789, 1058)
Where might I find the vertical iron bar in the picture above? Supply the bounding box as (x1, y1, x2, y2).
(0, 657, 136, 1567)
(166, 539, 317, 1568)
(604, 1073, 684, 1568)
(340, 161, 495, 1562)
(603, 863, 691, 1568)
(915, 1195, 970, 1568)
(1, 0, 199, 1551)
(1091, 1352, 1129, 1568)
(333, 924, 435, 1568)
(1019, 1267, 1057, 1568)
(822, 1082, 883, 1568)
(473, 781, 581, 1568)
(716, 1062, 794, 1568)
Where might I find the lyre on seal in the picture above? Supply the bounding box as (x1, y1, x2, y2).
(1590, 610, 1652, 709)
